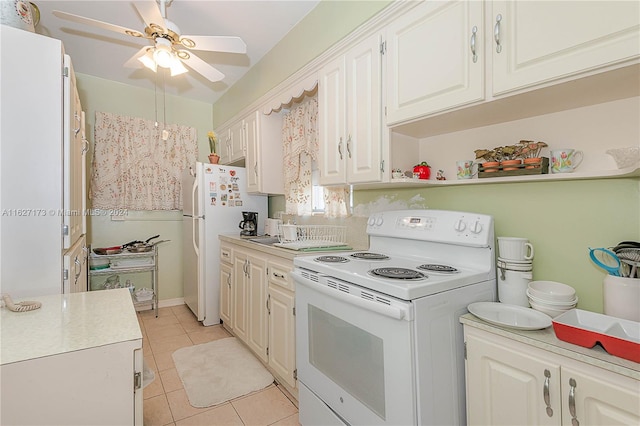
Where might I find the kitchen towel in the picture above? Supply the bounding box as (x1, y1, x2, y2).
(172, 337, 274, 408)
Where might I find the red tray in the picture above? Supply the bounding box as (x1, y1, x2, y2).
(552, 309, 640, 363)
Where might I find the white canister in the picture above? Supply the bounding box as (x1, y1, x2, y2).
(498, 268, 533, 307)
(603, 275, 640, 322)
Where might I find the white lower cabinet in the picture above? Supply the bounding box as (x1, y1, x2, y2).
(232, 249, 265, 348)
(221, 240, 297, 396)
(464, 326, 640, 426)
(1, 290, 143, 426)
(267, 258, 296, 390)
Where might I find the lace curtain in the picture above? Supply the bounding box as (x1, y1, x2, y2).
(281, 97, 349, 217)
(282, 97, 318, 216)
(90, 111, 198, 210)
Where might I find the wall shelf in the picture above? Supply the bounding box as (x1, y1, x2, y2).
(353, 166, 640, 190)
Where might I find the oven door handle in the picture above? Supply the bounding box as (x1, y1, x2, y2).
(292, 271, 408, 320)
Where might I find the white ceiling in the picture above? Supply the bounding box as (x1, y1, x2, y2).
(33, 0, 320, 104)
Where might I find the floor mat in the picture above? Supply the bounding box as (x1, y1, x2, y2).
(172, 337, 274, 408)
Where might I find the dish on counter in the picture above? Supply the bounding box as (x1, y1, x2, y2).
(467, 302, 552, 330)
(552, 309, 640, 363)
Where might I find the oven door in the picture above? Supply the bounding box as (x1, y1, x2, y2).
(293, 269, 416, 426)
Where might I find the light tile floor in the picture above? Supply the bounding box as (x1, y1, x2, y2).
(138, 305, 299, 426)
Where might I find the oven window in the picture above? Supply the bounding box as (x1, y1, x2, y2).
(308, 305, 386, 419)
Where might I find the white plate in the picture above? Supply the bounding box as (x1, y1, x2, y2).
(468, 302, 552, 330)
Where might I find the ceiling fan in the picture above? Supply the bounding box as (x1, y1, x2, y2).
(52, 0, 246, 82)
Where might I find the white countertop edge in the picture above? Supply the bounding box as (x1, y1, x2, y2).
(460, 313, 639, 380)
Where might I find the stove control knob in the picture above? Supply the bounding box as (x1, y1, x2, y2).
(470, 220, 483, 234)
(375, 216, 384, 226)
(368, 217, 376, 226)
(454, 218, 466, 232)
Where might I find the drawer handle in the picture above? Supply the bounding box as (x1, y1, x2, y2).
(494, 14, 503, 54)
(543, 369, 553, 417)
(273, 272, 286, 279)
(470, 26, 478, 63)
(569, 378, 579, 426)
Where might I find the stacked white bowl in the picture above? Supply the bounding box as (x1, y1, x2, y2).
(527, 281, 578, 317)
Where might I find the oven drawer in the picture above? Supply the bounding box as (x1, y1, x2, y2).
(298, 383, 347, 426)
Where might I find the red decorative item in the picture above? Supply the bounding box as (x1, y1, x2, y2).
(413, 162, 431, 180)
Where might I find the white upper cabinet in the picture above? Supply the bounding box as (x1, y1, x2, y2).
(217, 126, 231, 164)
(245, 111, 284, 194)
(385, 0, 485, 125)
(229, 119, 246, 164)
(490, 1, 640, 95)
(319, 32, 384, 185)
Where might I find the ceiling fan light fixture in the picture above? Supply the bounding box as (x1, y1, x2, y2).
(153, 38, 173, 68)
(138, 49, 157, 72)
(169, 55, 188, 76)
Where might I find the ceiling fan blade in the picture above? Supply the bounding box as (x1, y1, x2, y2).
(123, 46, 152, 68)
(133, 1, 166, 32)
(52, 10, 145, 38)
(179, 51, 225, 82)
(180, 35, 247, 54)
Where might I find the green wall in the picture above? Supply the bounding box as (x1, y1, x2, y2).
(354, 179, 640, 313)
(212, 0, 392, 125)
(77, 73, 213, 301)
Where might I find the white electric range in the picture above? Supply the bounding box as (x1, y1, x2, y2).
(293, 209, 497, 425)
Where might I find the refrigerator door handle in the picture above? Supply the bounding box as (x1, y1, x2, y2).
(191, 176, 200, 257)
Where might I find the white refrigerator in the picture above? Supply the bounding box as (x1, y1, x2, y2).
(182, 162, 267, 326)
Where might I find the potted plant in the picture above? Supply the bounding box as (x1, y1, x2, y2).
(518, 140, 548, 169)
(207, 131, 219, 164)
(474, 149, 500, 172)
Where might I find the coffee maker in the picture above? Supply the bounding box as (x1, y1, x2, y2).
(239, 211, 258, 237)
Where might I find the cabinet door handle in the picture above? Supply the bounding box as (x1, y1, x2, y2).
(338, 137, 343, 160)
(470, 26, 478, 63)
(82, 138, 89, 154)
(266, 294, 271, 314)
(569, 378, 579, 426)
(227, 275, 231, 287)
(74, 112, 81, 136)
(346, 134, 352, 158)
(74, 256, 82, 281)
(494, 14, 503, 53)
(543, 369, 553, 417)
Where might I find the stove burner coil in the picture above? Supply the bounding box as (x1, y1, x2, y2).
(350, 252, 390, 260)
(417, 264, 459, 273)
(369, 267, 426, 280)
(315, 255, 349, 263)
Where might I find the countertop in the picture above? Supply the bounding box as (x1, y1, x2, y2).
(219, 233, 362, 261)
(1, 289, 142, 365)
(461, 313, 639, 380)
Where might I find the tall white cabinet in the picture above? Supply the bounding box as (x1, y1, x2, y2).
(1, 25, 87, 297)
